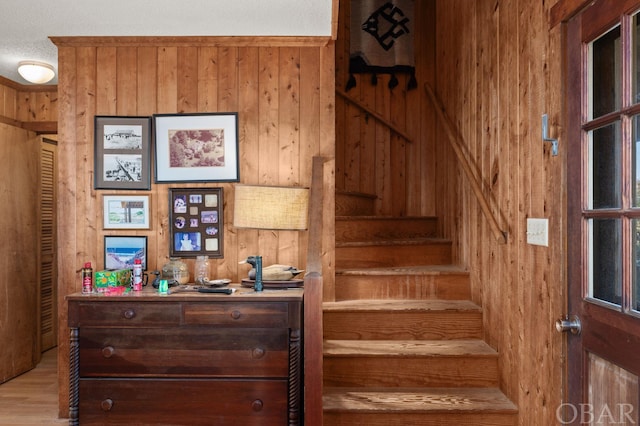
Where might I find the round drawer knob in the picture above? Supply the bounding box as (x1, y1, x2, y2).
(101, 399, 114, 411)
(251, 347, 265, 359)
(230, 310, 241, 320)
(251, 399, 263, 412)
(123, 309, 136, 319)
(101, 346, 115, 358)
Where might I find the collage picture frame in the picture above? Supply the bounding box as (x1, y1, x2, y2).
(168, 187, 224, 258)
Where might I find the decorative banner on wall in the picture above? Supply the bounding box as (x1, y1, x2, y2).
(348, 0, 416, 91)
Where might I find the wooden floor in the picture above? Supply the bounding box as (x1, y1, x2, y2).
(0, 348, 67, 425)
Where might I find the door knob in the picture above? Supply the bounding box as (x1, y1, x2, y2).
(555, 315, 581, 335)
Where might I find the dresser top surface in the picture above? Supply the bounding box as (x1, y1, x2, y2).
(67, 284, 303, 303)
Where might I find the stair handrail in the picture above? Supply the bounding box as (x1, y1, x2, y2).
(425, 83, 507, 244)
(304, 156, 325, 424)
(336, 88, 414, 144)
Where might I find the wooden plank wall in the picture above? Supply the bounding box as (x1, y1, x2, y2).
(335, 1, 436, 216)
(434, 1, 565, 425)
(53, 37, 335, 416)
(0, 77, 58, 129)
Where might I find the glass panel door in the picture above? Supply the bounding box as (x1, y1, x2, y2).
(566, 2, 640, 424)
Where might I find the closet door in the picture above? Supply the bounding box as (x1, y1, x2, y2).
(0, 123, 40, 383)
(40, 137, 57, 352)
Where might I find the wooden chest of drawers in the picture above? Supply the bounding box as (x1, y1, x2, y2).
(67, 286, 303, 425)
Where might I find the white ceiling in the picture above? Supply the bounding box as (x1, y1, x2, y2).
(0, 0, 333, 85)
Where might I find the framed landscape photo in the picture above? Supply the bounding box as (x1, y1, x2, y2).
(104, 236, 148, 270)
(94, 116, 151, 190)
(103, 195, 150, 229)
(169, 187, 223, 258)
(153, 113, 239, 183)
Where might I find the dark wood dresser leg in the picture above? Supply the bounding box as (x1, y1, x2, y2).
(68, 328, 79, 426)
(289, 328, 302, 425)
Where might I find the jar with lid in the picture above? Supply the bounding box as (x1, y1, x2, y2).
(161, 257, 189, 285)
(194, 255, 210, 284)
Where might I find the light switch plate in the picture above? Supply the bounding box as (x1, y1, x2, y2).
(527, 218, 549, 247)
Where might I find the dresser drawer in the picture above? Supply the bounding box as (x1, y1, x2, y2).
(70, 302, 182, 327)
(79, 378, 288, 425)
(78, 327, 289, 377)
(183, 302, 289, 327)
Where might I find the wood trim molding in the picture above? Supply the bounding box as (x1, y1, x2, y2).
(22, 121, 57, 134)
(0, 75, 56, 92)
(549, 0, 595, 28)
(0, 115, 57, 134)
(331, 0, 340, 40)
(50, 35, 332, 48)
(0, 115, 21, 129)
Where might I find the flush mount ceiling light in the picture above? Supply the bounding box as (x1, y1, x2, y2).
(17, 61, 55, 84)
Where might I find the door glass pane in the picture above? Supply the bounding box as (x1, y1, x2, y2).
(588, 353, 639, 425)
(588, 218, 622, 306)
(589, 25, 621, 119)
(634, 116, 640, 207)
(634, 13, 640, 104)
(634, 219, 640, 312)
(589, 122, 622, 209)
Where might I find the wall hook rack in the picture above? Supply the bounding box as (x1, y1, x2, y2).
(542, 114, 558, 156)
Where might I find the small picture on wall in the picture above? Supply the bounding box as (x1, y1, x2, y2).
(103, 195, 150, 229)
(169, 188, 223, 258)
(104, 236, 147, 270)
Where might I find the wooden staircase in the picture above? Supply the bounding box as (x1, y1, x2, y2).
(323, 194, 517, 425)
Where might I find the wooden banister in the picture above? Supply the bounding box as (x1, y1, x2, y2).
(304, 156, 325, 425)
(425, 83, 507, 245)
(336, 88, 414, 144)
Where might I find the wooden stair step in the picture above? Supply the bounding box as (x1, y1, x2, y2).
(336, 216, 438, 242)
(336, 191, 376, 216)
(324, 339, 497, 356)
(323, 300, 483, 340)
(323, 387, 518, 425)
(335, 265, 470, 300)
(336, 238, 452, 268)
(323, 299, 482, 312)
(324, 339, 499, 388)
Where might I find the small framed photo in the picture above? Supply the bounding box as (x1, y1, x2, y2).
(169, 188, 223, 258)
(104, 236, 148, 270)
(103, 195, 150, 229)
(94, 116, 152, 190)
(153, 113, 239, 183)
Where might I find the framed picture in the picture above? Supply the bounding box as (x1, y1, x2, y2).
(169, 188, 223, 258)
(104, 236, 148, 270)
(94, 116, 151, 190)
(103, 195, 150, 229)
(153, 113, 239, 183)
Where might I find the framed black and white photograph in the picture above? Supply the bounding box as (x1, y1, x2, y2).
(169, 188, 223, 258)
(94, 116, 151, 190)
(153, 113, 239, 183)
(103, 195, 150, 229)
(104, 235, 148, 270)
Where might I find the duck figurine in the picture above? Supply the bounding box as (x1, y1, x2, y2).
(239, 256, 304, 281)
